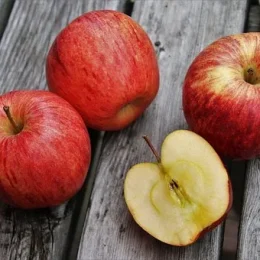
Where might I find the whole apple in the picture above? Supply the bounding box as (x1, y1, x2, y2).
(183, 32, 260, 160)
(46, 10, 159, 131)
(0, 90, 91, 209)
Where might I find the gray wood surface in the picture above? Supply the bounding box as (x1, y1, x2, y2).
(237, 160, 260, 260)
(0, 1, 125, 260)
(78, 0, 249, 259)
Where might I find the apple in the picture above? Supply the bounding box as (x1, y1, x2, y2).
(0, 90, 91, 209)
(183, 32, 260, 159)
(46, 10, 159, 131)
(124, 130, 232, 246)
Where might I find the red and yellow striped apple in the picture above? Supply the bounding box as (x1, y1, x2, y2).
(46, 10, 159, 131)
(0, 90, 91, 209)
(183, 33, 260, 159)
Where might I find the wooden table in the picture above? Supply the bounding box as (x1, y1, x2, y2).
(0, 0, 259, 259)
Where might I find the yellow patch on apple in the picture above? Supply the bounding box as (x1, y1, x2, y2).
(124, 130, 232, 246)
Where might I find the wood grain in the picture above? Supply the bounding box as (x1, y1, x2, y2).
(78, 0, 249, 259)
(237, 159, 260, 260)
(0, 1, 125, 260)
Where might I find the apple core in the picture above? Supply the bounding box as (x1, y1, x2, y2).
(143, 136, 200, 208)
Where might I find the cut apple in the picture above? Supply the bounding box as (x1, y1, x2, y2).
(124, 130, 232, 246)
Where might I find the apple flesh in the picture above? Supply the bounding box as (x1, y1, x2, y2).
(46, 10, 159, 131)
(183, 32, 260, 159)
(124, 130, 232, 246)
(0, 90, 91, 209)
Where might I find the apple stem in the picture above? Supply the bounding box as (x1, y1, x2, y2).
(3, 106, 21, 134)
(142, 135, 161, 163)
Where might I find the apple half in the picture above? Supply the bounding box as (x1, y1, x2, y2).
(124, 130, 232, 246)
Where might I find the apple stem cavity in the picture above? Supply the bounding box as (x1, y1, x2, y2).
(245, 68, 257, 84)
(143, 135, 161, 163)
(3, 106, 22, 134)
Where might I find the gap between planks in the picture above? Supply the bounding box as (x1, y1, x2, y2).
(0, 0, 15, 40)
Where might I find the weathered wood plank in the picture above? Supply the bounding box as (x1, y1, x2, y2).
(0, 0, 15, 40)
(78, 0, 249, 259)
(0, 1, 125, 260)
(237, 160, 260, 260)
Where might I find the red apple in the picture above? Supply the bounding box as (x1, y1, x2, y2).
(46, 10, 159, 131)
(183, 32, 260, 160)
(0, 90, 91, 209)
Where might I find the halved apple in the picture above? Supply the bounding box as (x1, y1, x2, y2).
(124, 130, 232, 246)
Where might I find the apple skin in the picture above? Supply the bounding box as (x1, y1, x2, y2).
(0, 90, 91, 209)
(183, 33, 260, 160)
(46, 10, 159, 131)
